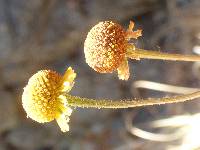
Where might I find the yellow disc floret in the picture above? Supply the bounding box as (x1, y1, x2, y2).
(22, 67, 76, 132)
(84, 21, 127, 73)
(22, 70, 62, 122)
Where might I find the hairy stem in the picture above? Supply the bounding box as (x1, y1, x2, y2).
(127, 48, 200, 61)
(65, 91, 200, 108)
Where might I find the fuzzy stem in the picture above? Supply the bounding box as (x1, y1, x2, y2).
(65, 91, 200, 108)
(127, 48, 200, 61)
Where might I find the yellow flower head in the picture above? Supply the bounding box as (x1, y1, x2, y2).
(22, 67, 76, 132)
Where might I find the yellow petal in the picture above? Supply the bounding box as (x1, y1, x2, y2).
(61, 67, 76, 92)
(117, 58, 130, 80)
(56, 114, 70, 132)
(56, 106, 73, 132)
(65, 107, 73, 116)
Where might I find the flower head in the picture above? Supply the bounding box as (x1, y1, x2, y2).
(84, 20, 142, 80)
(22, 67, 76, 132)
(84, 21, 126, 73)
(22, 67, 200, 133)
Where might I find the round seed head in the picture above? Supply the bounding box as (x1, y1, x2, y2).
(84, 21, 127, 73)
(22, 70, 62, 123)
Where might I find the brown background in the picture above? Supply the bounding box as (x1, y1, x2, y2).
(0, 0, 200, 149)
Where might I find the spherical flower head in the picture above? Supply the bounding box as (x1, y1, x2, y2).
(22, 67, 76, 132)
(84, 21, 127, 73)
(84, 20, 142, 80)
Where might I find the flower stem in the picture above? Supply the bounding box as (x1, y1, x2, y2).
(134, 80, 199, 94)
(127, 48, 200, 61)
(65, 91, 200, 109)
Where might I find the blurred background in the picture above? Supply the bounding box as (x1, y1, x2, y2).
(1, 0, 200, 149)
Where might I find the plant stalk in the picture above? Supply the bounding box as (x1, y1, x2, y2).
(65, 91, 200, 109)
(127, 48, 200, 61)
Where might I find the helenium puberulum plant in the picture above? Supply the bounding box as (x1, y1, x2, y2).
(84, 20, 200, 80)
(22, 67, 200, 132)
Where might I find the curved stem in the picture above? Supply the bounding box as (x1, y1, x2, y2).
(65, 91, 200, 109)
(133, 80, 199, 94)
(127, 48, 200, 61)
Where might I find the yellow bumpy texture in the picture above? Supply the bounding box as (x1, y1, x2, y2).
(22, 70, 62, 123)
